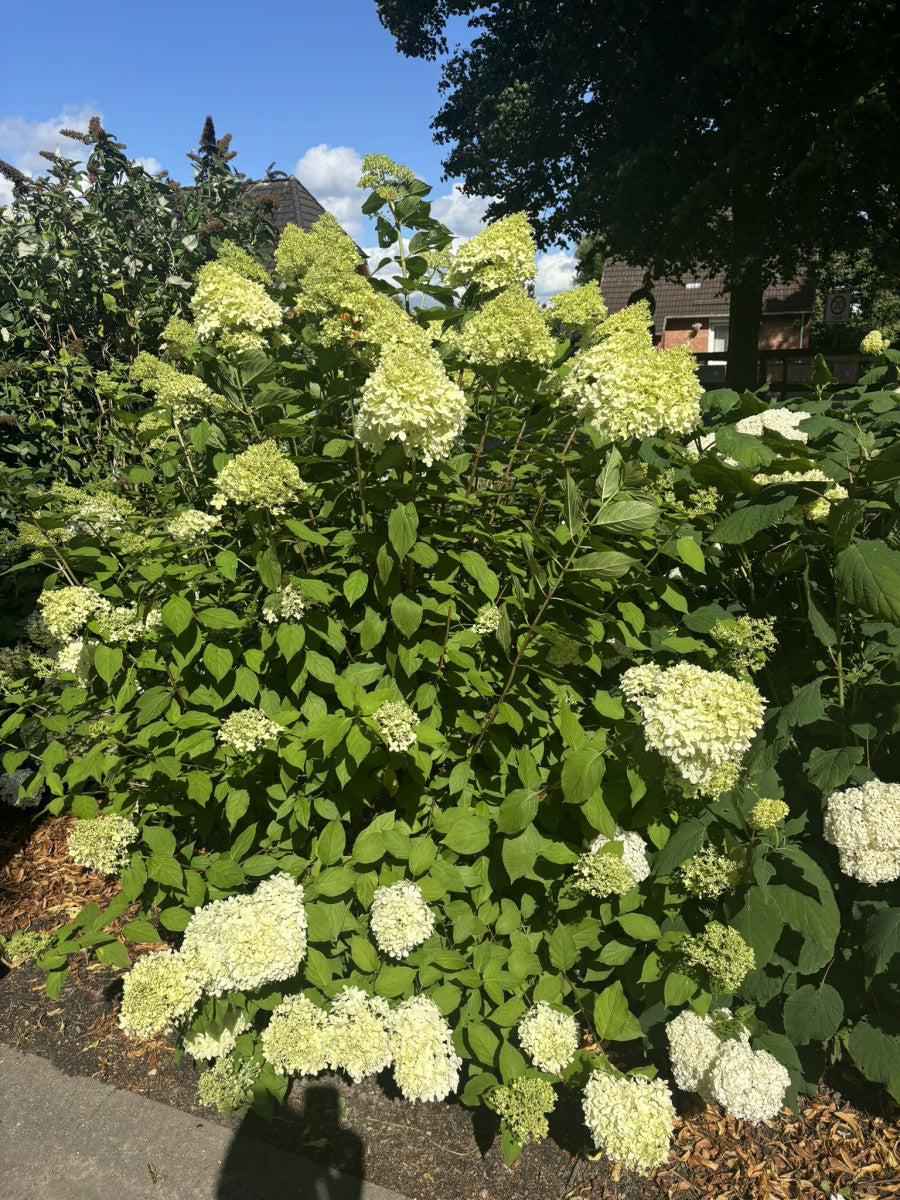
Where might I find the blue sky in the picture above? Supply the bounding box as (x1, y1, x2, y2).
(0, 0, 576, 298)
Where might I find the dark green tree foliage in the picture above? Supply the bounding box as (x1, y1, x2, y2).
(376, 0, 900, 387)
(809, 247, 900, 353)
(0, 117, 276, 483)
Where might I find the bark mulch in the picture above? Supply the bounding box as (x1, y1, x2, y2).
(1, 807, 898, 1200)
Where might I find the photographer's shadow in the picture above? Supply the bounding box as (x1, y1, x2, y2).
(217, 1083, 365, 1200)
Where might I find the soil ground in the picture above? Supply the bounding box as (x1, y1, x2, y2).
(1, 808, 898, 1200)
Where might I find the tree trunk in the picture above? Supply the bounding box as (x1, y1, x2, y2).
(725, 267, 764, 392)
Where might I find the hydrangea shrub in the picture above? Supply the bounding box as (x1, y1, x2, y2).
(2, 159, 900, 1168)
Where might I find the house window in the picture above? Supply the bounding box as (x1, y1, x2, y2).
(708, 320, 729, 353)
(685, 281, 701, 289)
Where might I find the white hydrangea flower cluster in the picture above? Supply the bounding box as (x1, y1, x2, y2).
(575, 829, 650, 898)
(211, 441, 307, 515)
(260, 994, 330, 1076)
(161, 314, 198, 349)
(191, 261, 282, 341)
(517, 1002, 579, 1074)
(0, 769, 43, 809)
(544, 280, 608, 345)
(167, 509, 220, 543)
(471, 603, 501, 636)
(735, 407, 810, 443)
(682, 922, 756, 993)
(453, 287, 557, 367)
(447, 212, 537, 293)
(327, 985, 395, 1083)
(119, 949, 204, 1038)
(667, 1008, 790, 1121)
(372, 701, 420, 752)
(33, 484, 136, 541)
(217, 708, 281, 755)
(31, 586, 111, 645)
(559, 302, 701, 441)
(860, 329, 891, 356)
(131, 352, 224, 420)
(823, 779, 900, 885)
(180, 873, 308, 997)
(754, 467, 829, 486)
(492, 1077, 557, 1145)
(620, 662, 765, 795)
(803, 484, 849, 522)
(52, 637, 91, 682)
(182, 1011, 251, 1061)
(196, 1056, 260, 1115)
(99, 603, 162, 644)
(747, 798, 789, 831)
(262, 584, 307, 623)
(679, 847, 741, 899)
(711, 616, 777, 673)
(67, 812, 139, 875)
(369, 881, 435, 958)
(354, 343, 468, 466)
(391, 995, 462, 1102)
(582, 1071, 675, 1174)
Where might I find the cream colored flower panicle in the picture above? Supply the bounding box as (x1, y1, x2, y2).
(183, 1011, 251, 1061)
(372, 700, 421, 752)
(472, 603, 501, 636)
(327, 986, 394, 1082)
(119, 949, 203, 1038)
(559, 302, 701, 441)
(262, 584, 307, 623)
(453, 287, 557, 368)
(747, 798, 789, 831)
(31, 586, 111, 646)
(823, 779, 900, 885)
(275, 214, 362, 284)
(211, 441, 307, 514)
(620, 662, 765, 796)
(131, 352, 224, 418)
(357, 153, 418, 200)
(167, 509, 221, 544)
(517, 1002, 579, 1074)
(860, 329, 891, 356)
(217, 708, 281, 755)
(369, 881, 435, 959)
(582, 1071, 675, 1174)
(215, 240, 270, 285)
(545, 280, 608, 345)
(196, 1057, 259, 1114)
(735, 407, 810, 443)
(391, 995, 462, 1102)
(682, 922, 755, 993)
(447, 212, 537, 293)
(191, 261, 282, 340)
(180, 873, 308, 997)
(67, 812, 138, 875)
(355, 343, 468, 465)
(260, 994, 330, 1077)
(575, 828, 651, 898)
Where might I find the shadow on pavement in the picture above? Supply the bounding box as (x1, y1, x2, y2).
(217, 1082, 365, 1200)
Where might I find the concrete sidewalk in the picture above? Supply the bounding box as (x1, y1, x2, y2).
(0, 1044, 411, 1200)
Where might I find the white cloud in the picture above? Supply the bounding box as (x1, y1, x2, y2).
(134, 155, 163, 176)
(0, 106, 100, 205)
(431, 184, 494, 239)
(294, 143, 365, 236)
(534, 250, 577, 303)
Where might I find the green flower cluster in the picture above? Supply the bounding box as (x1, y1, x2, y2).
(747, 798, 789, 830)
(191, 260, 282, 341)
(679, 848, 740, 899)
(372, 700, 420, 752)
(682, 922, 756, 993)
(262, 583, 307, 624)
(860, 329, 891, 356)
(197, 1056, 260, 1115)
(167, 508, 220, 543)
(560, 302, 702, 441)
(544, 280, 607, 345)
(216, 707, 281, 755)
(131, 352, 223, 419)
(211, 441, 307, 515)
(453, 287, 556, 367)
(67, 812, 139, 875)
(3, 929, 55, 965)
(447, 212, 537, 293)
(357, 152, 418, 201)
(517, 1002, 579, 1074)
(119, 950, 203, 1038)
(493, 1077, 557, 1145)
(182, 1011, 251, 1061)
(471, 603, 501, 636)
(31, 586, 111, 645)
(711, 616, 778, 673)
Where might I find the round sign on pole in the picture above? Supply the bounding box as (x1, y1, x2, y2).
(824, 292, 852, 324)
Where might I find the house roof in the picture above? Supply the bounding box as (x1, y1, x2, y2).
(600, 260, 815, 335)
(249, 175, 328, 235)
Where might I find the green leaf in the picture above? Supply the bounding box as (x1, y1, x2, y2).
(595, 498, 659, 534)
(466, 1021, 500, 1065)
(312, 866, 355, 897)
(570, 551, 634, 578)
(206, 859, 246, 889)
(226, 789, 250, 825)
(121, 920, 161, 944)
(441, 813, 491, 855)
(459, 550, 499, 600)
(276, 623, 305, 662)
(675, 536, 705, 573)
(782, 984, 843, 1045)
(197, 607, 241, 630)
(375, 965, 416, 998)
(593, 981, 631, 1040)
(776, 679, 825, 736)
(161, 595, 192, 636)
(652, 818, 707, 876)
(501, 827, 540, 879)
(548, 924, 578, 970)
(256, 547, 282, 591)
(93, 645, 123, 685)
(203, 644, 233, 682)
(350, 935, 378, 973)
(317, 819, 346, 866)
(391, 593, 423, 638)
(864, 907, 900, 970)
(847, 1022, 900, 1101)
(388, 503, 418, 559)
(216, 549, 239, 580)
(711, 497, 796, 544)
(147, 855, 184, 889)
(143, 826, 176, 858)
(560, 745, 605, 803)
(497, 789, 539, 835)
(835, 540, 900, 625)
(618, 913, 660, 941)
(804, 745, 863, 794)
(159, 906, 192, 932)
(343, 570, 368, 605)
(95, 940, 131, 969)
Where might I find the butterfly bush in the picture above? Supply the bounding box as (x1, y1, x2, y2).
(391, 995, 462, 1102)
(517, 1003, 579, 1074)
(179, 873, 308, 996)
(369, 880, 435, 958)
(620, 662, 766, 795)
(559, 302, 702, 440)
(582, 1071, 675, 1174)
(823, 779, 900, 884)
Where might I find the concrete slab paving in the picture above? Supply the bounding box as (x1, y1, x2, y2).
(0, 1044, 411, 1200)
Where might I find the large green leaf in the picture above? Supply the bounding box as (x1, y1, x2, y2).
(710, 496, 796, 544)
(782, 983, 843, 1045)
(835, 539, 900, 624)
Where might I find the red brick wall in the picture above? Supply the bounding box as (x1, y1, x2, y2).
(659, 318, 709, 351)
(759, 315, 810, 350)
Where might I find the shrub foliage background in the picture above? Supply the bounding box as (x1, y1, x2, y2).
(1, 150, 899, 1165)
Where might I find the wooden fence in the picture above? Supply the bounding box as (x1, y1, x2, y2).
(690, 351, 884, 397)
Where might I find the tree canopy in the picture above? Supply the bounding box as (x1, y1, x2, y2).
(376, 0, 899, 384)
